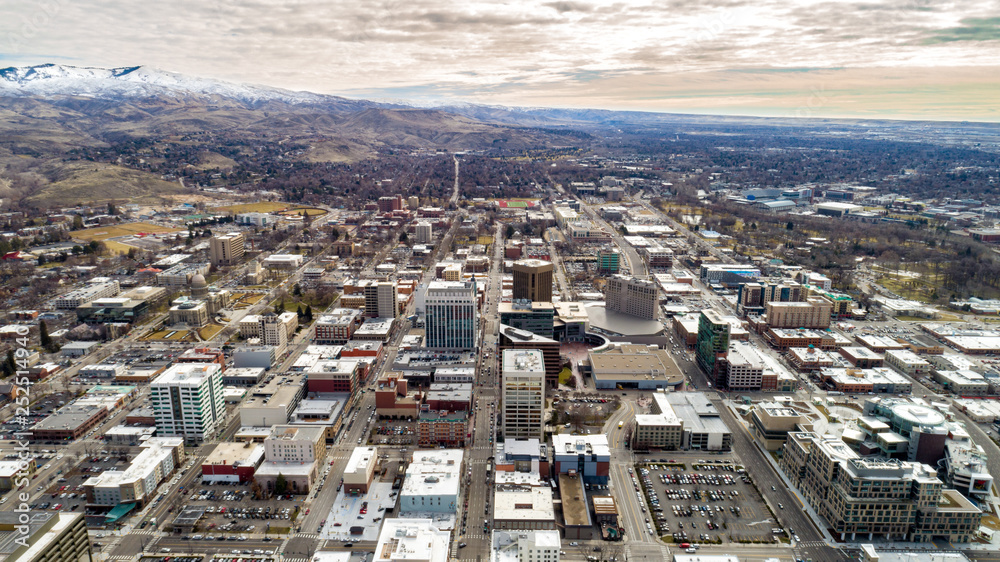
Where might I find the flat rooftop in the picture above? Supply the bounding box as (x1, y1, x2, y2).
(557, 473, 592, 527)
(401, 449, 463, 498)
(153, 362, 220, 386)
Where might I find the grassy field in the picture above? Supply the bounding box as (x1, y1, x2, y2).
(102, 240, 136, 255)
(211, 202, 290, 214)
(878, 270, 943, 304)
(230, 292, 266, 310)
(279, 207, 328, 217)
(197, 325, 224, 340)
(558, 367, 573, 385)
(72, 222, 182, 242)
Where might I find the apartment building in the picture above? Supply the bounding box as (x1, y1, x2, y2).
(736, 280, 803, 317)
(54, 278, 121, 309)
(150, 363, 225, 443)
(313, 308, 364, 344)
(765, 298, 832, 330)
(780, 432, 980, 543)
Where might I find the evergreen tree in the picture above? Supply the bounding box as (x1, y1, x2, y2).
(2, 350, 14, 378)
(296, 305, 304, 319)
(39, 320, 51, 349)
(72, 215, 84, 230)
(305, 305, 313, 322)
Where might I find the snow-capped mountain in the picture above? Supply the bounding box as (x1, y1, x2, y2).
(0, 63, 336, 105)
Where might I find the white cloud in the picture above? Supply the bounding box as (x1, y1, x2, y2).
(0, 0, 998, 117)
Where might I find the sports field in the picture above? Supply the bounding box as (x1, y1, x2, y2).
(498, 199, 537, 209)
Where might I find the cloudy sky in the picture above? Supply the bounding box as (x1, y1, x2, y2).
(2, 0, 999, 120)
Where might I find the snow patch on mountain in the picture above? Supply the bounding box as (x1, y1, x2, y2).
(0, 63, 332, 105)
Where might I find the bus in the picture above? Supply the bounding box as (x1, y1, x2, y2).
(618, 421, 624, 429)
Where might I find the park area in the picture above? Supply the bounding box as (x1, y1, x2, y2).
(71, 222, 182, 242)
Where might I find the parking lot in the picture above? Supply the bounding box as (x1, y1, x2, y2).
(368, 420, 415, 446)
(16, 449, 130, 514)
(173, 485, 311, 535)
(634, 458, 780, 545)
(0, 391, 76, 439)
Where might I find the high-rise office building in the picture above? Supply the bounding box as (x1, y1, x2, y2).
(209, 232, 245, 266)
(605, 275, 659, 320)
(502, 349, 546, 441)
(696, 309, 730, 379)
(512, 259, 554, 303)
(150, 363, 224, 443)
(424, 280, 478, 349)
(416, 222, 433, 244)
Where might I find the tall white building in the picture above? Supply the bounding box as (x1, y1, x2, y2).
(416, 222, 433, 244)
(150, 363, 225, 443)
(502, 349, 546, 441)
(425, 281, 478, 349)
(605, 274, 658, 320)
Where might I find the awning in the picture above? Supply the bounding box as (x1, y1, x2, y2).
(104, 502, 137, 523)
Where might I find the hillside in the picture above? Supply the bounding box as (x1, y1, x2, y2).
(0, 65, 595, 206)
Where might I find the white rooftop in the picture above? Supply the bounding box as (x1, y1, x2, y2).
(344, 446, 378, 476)
(401, 450, 463, 498)
(374, 518, 451, 562)
(153, 362, 220, 386)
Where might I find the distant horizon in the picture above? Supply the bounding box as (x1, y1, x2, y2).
(3, 62, 1000, 126)
(2, 0, 999, 122)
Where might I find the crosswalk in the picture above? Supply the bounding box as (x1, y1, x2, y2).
(106, 555, 136, 561)
(295, 532, 321, 539)
(797, 540, 827, 547)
